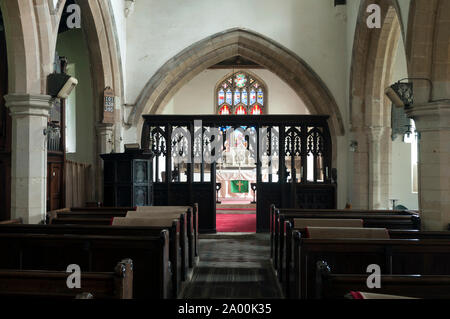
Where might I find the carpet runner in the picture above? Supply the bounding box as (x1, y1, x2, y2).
(216, 214, 256, 233)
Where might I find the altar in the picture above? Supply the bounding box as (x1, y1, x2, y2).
(216, 169, 255, 201)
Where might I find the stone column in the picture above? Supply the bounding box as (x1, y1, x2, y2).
(367, 126, 384, 209)
(95, 123, 114, 203)
(5, 94, 53, 224)
(406, 102, 450, 230)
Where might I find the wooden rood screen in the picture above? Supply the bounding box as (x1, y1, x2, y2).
(141, 115, 336, 233)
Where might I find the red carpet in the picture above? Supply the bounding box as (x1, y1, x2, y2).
(216, 214, 256, 233)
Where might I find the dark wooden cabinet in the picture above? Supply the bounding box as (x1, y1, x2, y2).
(101, 150, 154, 207)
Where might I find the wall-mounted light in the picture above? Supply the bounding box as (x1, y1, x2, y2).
(47, 73, 78, 99)
(385, 81, 414, 108)
(385, 78, 435, 109)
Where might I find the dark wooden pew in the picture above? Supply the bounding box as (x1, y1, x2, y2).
(316, 260, 450, 299)
(136, 204, 199, 258)
(57, 204, 199, 259)
(131, 206, 198, 267)
(0, 222, 182, 298)
(0, 218, 23, 225)
(48, 208, 193, 272)
(270, 205, 419, 260)
(282, 227, 450, 298)
(272, 207, 420, 271)
(111, 218, 184, 296)
(0, 259, 133, 299)
(0, 232, 171, 299)
(292, 232, 450, 299)
(48, 205, 198, 266)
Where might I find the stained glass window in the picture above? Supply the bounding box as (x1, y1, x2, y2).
(257, 89, 264, 105)
(226, 89, 233, 105)
(218, 89, 225, 105)
(216, 71, 266, 115)
(235, 105, 247, 115)
(219, 105, 231, 115)
(251, 104, 262, 115)
(250, 89, 257, 105)
(242, 90, 248, 105)
(234, 89, 241, 105)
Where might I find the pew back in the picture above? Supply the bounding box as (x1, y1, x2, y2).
(0, 223, 182, 298)
(293, 233, 450, 299)
(0, 259, 133, 299)
(316, 261, 450, 299)
(0, 232, 171, 299)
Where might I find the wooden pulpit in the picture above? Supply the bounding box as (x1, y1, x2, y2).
(101, 149, 154, 207)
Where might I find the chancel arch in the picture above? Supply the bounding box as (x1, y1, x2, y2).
(128, 28, 345, 143)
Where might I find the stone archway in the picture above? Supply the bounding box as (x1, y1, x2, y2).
(349, 0, 404, 209)
(128, 28, 345, 144)
(0, 0, 123, 221)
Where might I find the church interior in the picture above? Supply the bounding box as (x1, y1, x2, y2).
(0, 0, 449, 302)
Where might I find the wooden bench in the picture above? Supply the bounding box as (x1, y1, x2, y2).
(271, 207, 420, 271)
(112, 218, 184, 296)
(0, 222, 182, 298)
(0, 218, 23, 225)
(48, 208, 193, 272)
(130, 206, 198, 267)
(136, 204, 199, 258)
(0, 259, 133, 299)
(316, 260, 450, 299)
(292, 232, 450, 299)
(0, 232, 171, 299)
(269, 205, 420, 260)
(48, 205, 198, 266)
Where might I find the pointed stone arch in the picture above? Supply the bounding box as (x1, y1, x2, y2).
(349, 0, 404, 209)
(129, 28, 345, 141)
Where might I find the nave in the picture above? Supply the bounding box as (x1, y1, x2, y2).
(181, 234, 282, 299)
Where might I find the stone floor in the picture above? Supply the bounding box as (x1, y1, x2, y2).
(180, 234, 283, 299)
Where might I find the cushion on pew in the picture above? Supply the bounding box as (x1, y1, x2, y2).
(294, 218, 363, 228)
(112, 217, 176, 227)
(136, 206, 191, 212)
(126, 211, 184, 218)
(349, 291, 418, 299)
(306, 227, 390, 239)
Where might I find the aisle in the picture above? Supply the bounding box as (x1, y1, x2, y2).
(181, 234, 283, 299)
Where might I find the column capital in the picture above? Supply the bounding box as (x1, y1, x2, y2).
(96, 122, 114, 134)
(366, 126, 385, 142)
(5, 94, 53, 117)
(406, 101, 450, 132)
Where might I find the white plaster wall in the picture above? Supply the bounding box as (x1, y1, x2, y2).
(160, 69, 309, 115)
(56, 29, 95, 167)
(389, 38, 418, 210)
(110, 0, 127, 91)
(126, 0, 348, 118)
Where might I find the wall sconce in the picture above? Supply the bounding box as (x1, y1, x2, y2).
(47, 73, 78, 99)
(385, 81, 414, 108)
(349, 140, 358, 152)
(385, 78, 434, 109)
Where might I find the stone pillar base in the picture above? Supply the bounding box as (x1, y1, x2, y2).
(5, 94, 52, 224)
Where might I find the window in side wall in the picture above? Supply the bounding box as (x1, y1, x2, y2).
(409, 120, 418, 193)
(65, 63, 76, 153)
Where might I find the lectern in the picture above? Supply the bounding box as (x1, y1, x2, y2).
(101, 149, 153, 207)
